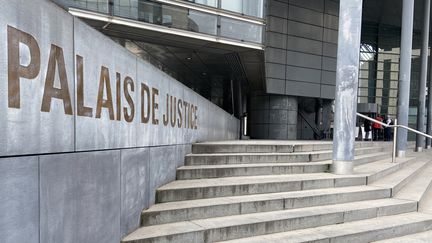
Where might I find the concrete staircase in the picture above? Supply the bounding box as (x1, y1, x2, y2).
(122, 140, 432, 243)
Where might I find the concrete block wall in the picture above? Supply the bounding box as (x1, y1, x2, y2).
(264, 0, 339, 99)
(0, 0, 239, 242)
(249, 93, 298, 139)
(0, 145, 196, 243)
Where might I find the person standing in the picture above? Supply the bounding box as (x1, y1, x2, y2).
(364, 118, 372, 141)
(384, 116, 393, 141)
(373, 115, 383, 141)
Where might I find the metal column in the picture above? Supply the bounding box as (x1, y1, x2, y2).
(396, 0, 415, 157)
(332, 0, 363, 175)
(428, 52, 432, 148)
(428, 8, 432, 149)
(416, 0, 431, 152)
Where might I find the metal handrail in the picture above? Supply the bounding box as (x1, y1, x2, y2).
(356, 112, 432, 163)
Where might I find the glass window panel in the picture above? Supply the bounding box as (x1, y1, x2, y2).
(115, 1, 217, 35)
(221, 0, 242, 13)
(114, 0, 138, 19)
(188, 10, 217, 35)
(187, 0, 218, 7)
(243, 0, 263, 18)
(220, 17, 263, 43)
(66, 0, 109, 13)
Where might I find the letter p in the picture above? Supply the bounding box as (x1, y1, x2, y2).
(7, 25, 40, 108)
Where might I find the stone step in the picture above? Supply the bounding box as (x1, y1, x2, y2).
(156, 173, 367, 203)
(192, 141, 332, 154)
(395, 162, 432, 206)
(177, 162, 330, 180)
(141, 186, 390, 226)
(371, 158, 430, 196)
(419, 170, 432, 214)
(354, 156, 417, 184)
(178, 152, 391, 180)
(374, 229, 432, 242)
(185, 146, 391, 166)
(352, 151, 392, 166)
(218, 212, 432, 243)
(191, 141, 389, 154)
(122, 198, 416, 243)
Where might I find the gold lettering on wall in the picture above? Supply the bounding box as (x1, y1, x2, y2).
(76, 55, 93, 117)
(95, 66, 114, 120)
(163, 94, 169, 126)
(183, 100, 189, 128)
(170, 96, 177, 128)
(141, 83, 150, 123)
(177, 99, 183, 128)
(152, 88, 159, 125)
(5, 26, 201, 130)
(194, 106, 198, 129)
(41, 44, 73, 115)
(7, 25, 40, 108)
(116, 72, 122, 121)
(123, 76, 135, 123)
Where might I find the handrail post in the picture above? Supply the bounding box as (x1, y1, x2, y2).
(392, 119, 398, 163)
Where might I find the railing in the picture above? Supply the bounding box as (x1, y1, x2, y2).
(356, 112, 432, 163)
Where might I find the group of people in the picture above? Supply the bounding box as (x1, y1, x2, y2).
(361, 114, 393, 141)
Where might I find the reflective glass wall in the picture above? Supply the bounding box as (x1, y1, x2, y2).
(57, 0, 264, 43)
(186, 0, 264, 18)
(359, 23, 423, 138)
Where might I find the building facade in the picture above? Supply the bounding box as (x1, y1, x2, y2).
(2, 0, 432, 242)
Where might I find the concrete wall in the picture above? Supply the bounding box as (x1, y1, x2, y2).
(264, 0, 339, 99)
(250, 93, 298, 139)
(0, 0, 239, 242)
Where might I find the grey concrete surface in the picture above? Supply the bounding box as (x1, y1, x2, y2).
(123, 199, 416, 243)
(149, 146, 177, 204)
(220, 213, 432, 243)
(120, 148, 150, 237)
(0, 0, 75, 156)
(0, 157, 39, 243)
(142, 186, 390, 226)
(39, 151, 121, 243)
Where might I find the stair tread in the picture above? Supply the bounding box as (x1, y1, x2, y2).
(180, 152, 392, 170)
(195, 140, 331, 145)
(124, 198, 415, 241)
(145, 185, 388, 212)
(395, 162, 432, 202)
(370, 160, 429, 189)
(186, 146, 388, 157)
(354, 156, 415, 175)
(158, 173, 365, 190)
(178, 161, 331, 170)
(217, 212, 432, 243)
(374, 229, 432, 242)
(194, 140, 388, 146)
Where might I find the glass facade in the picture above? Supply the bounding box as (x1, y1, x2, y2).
(186, 0, 264, 18)
(359, 23, 423, 138)
(186, 0, 218, 8)
(220, 0, 264, 18)
(67, 0, 108, 13)
(59, 0, 264, 43)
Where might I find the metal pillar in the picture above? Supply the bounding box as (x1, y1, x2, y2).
(428, 12, 432, 149)
(416, 0, 431, 152)
(428, 52, 432, 148)
(332, 0, 363, 175)
(396, 0, 415, 157)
